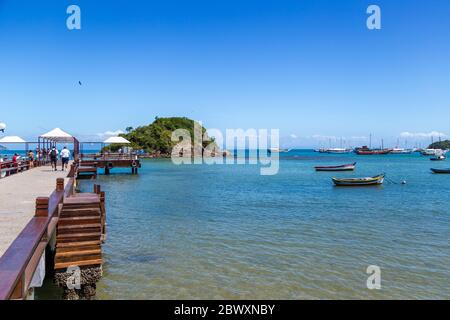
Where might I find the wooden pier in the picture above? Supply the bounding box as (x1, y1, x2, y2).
(0, 144, 143, 299)
(78, 152, 141, 177)
(0, 163, 107, 300)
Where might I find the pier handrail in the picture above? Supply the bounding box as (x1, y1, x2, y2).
(81, 152, 137, 161)
(0, 178, 73, 300)
(0, 159, 35, 180)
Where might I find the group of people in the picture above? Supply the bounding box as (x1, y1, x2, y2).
(0, 146, 71, 171)
(47, 146, 71, 171)
(0, 153, 23, 164)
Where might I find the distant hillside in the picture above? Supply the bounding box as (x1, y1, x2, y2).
(428, 140, 450, 149)
(105, 117, 217, 155)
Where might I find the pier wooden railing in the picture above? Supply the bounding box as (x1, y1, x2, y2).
(0, 178, 70, 300)
(81, 152, 138, 161)
(0, 160, 32, 179)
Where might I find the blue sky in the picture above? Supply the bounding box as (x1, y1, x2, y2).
(0, 0, 449, 147)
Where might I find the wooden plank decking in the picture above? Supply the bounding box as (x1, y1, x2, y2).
(0, 165, 68, 257)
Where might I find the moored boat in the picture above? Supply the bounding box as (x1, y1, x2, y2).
(318, 148, 352, 154)
(390, 148, 413, 154)
(430, 168, 450, 174)
(315, 162, 356, 172)
(421, 149, 443, 156)
(430, 155, 446, 161)
(354, 146, 392, 155)
(332, 174, 385, 186)
(325, 148, 353, 154)
(269, 148, 289, 153)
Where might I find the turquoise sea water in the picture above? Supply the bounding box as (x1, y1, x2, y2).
(37, 150, 449, 299)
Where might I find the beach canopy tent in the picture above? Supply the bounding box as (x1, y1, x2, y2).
(38, 128, 80, 160)
(0, 136, 26, 143)
(0, 136, 28, 155)
(103, 136, 131, 144)
(101, 136, 132, 153)
(40, 128, 75, 142)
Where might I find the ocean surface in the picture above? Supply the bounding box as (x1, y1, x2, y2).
(35, 150, 449, 299)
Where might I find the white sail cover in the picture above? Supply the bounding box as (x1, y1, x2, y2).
(103, 136, 130, 144)
(0, 136, 26, 143)
(40, 128, 74, 142)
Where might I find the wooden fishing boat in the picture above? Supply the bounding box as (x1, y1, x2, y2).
(332, 174, 385, 186)
(315, 162, 356, 172)
(355, 146, 392, 155)
(430, 168, 450, 174)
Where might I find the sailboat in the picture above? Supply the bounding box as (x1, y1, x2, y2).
(322, 148, 353, 154)
(355, 146, 392, 155)
(355, 135, 391, 155)
(390, 148, 413, 154)
(390, 139, 413, 154)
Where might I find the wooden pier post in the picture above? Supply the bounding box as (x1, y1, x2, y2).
(56, 178, 64, 192)
(35, 197, 49, 217)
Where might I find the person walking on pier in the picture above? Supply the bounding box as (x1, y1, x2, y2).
(28, 150, 35, 168)
(61, 146, 70, 171)
(49, 147, 59, 171)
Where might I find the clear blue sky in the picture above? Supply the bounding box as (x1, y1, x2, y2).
(1, 0, 449, 147)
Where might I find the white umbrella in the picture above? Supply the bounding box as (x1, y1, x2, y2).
(0, 136, 26, 143)
(103, 136, 130, 144)
(40, 128, 74, 142)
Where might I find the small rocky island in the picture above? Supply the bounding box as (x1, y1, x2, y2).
(428, 140, 450, 150)
(104, 117, 226, 157)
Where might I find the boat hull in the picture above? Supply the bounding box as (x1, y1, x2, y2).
(355, 150, 391, 155)
(430, 157, 446, 161)
(315, 162, 356, 172)
(332, 174, 385, 186)
(430, 168, 450, 174)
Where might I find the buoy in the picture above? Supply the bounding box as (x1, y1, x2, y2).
(401, 180, 407, 185)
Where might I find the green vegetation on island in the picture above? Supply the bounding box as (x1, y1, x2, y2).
(428, 140, 450, 150)
(104, 117, 218, 156)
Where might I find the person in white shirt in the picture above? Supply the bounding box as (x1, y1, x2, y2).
(60, 146, 71, 171)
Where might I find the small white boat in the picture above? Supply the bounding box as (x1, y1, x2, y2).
(319, 148, 353, 154)
(421, 149, 443, 156)
(390, 148, 413, 154)
(269, 148, 289, 153)
(430, 155, 446, 161)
